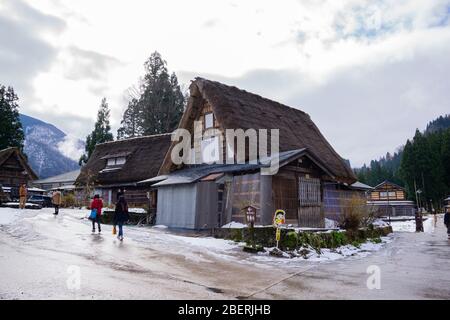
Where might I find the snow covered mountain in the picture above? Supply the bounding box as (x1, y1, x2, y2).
(20, 114, 83, 179)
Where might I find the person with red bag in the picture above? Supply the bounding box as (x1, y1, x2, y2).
(90, 194, 103, 233)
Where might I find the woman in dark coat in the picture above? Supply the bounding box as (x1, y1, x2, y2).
(114, 195, 129, 241)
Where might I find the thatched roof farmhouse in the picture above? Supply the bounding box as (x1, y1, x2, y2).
(76, 134, 171, 206)
(0, 147, 38, 187)
(155, 78, 360, 229)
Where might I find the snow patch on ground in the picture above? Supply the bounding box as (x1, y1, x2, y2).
(254, 236, 392, 264)
(373, 219, 390, 227)
(0, 209, 20, 225)
(128, 208, 147, 214)
(325, 218, 339, 229)
(221, 221, 247, 229)
(390, 217, 433, 233)
(166, 234, 239, 251)
(153, 225, 168, 229)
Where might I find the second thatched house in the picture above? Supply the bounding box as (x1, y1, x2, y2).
(76, 134, 171, 208)
(151, 78, 359, 229)
(0, 147, 38, 187)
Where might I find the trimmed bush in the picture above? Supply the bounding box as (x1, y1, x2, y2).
(282, 231, 298, 250)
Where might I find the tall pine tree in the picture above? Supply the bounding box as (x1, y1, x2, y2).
(0, 85, 25, 151)
(117, 51, 185, 139)
(79, 98, 114, 165)
(117, 98, 143, 139)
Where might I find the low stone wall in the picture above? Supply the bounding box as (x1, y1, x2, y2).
(213, 225, 393, 251)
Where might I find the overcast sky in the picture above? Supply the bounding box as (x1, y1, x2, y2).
(1, 0, 449, 166)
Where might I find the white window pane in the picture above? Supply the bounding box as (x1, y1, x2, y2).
(205, 113, 214, 129)
(107, 158, 115, 166)
(116, 157, 126, 165)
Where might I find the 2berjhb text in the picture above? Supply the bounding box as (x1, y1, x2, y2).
(178, 304, 271, 318)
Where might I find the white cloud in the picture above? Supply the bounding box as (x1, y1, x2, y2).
(1, 0, 449, 167)
(57, 134, 84, 162)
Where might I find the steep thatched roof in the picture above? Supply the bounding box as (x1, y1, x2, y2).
(76, 134, 171, 186)
(0, 147, 38, 180)
(159, 78, 356, 183)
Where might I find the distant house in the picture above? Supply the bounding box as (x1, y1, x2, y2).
(33, 169, 80, 191)
(367, 180, 416, 216)
(152, 78, 358, 229)
(76, 134, 171, 207)
(0, 147, 38, 188)
(444, 196, 450, 214)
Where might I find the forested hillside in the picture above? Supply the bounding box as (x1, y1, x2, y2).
(355, 115, 450, 208)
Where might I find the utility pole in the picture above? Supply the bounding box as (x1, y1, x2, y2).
(421, 172, 427, 212)
(414, 179, 420, 211)
(386, 186, 391, 223)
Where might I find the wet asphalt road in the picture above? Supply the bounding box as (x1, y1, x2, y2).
(0, 208, 449, 300)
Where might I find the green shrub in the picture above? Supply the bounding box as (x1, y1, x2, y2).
(369, 237, 382, 244)
(351, 240, 362, 248)
(231, 229, 243, 242)
(282, 231, 299, 250)
(330, 231, 348, 248)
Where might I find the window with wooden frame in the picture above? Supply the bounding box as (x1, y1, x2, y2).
(106, 157, 127, 167)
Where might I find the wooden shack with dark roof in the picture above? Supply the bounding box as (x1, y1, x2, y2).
(0, 147, 38, 188)
(76, 134, 171, 207)
(153, 78, 360, 229)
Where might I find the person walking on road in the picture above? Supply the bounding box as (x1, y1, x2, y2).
(114, 195, 129, 242)
(19, 184, 27, 209)
(90, 194, 103, 233)
(444, 211, 450, 239)
(52, 189, 63, 215)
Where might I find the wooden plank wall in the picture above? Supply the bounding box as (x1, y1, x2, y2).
(272, 176, 298, 224)
(230, 173, 261, 223)
(298, 177, 324, 228)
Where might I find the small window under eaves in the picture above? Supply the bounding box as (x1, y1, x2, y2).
(204, 113, 214, 129)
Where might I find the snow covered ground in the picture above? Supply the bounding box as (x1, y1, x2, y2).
(0, 209, 20, 225)
(390, 216, 434, 233)
(1, 207, 449, 299)
(0, 207, 393, 267)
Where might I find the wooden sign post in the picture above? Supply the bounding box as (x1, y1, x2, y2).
(244, 205, 257, 248)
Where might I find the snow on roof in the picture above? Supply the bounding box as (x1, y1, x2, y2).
(351, 181, 373, 190)
(34, 169, 80, 184)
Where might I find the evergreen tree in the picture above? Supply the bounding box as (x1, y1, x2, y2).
(0, 85, 25, 151)
(79, 98, 114, 165)
(117, 51, 185, 139)
(399, 128, 450, 209)
(441, 129, 450, 192)
(117, 98, 143, 139)
(139, 52, 185, 135)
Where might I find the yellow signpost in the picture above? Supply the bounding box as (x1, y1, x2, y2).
(273, 209, 286, 248)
